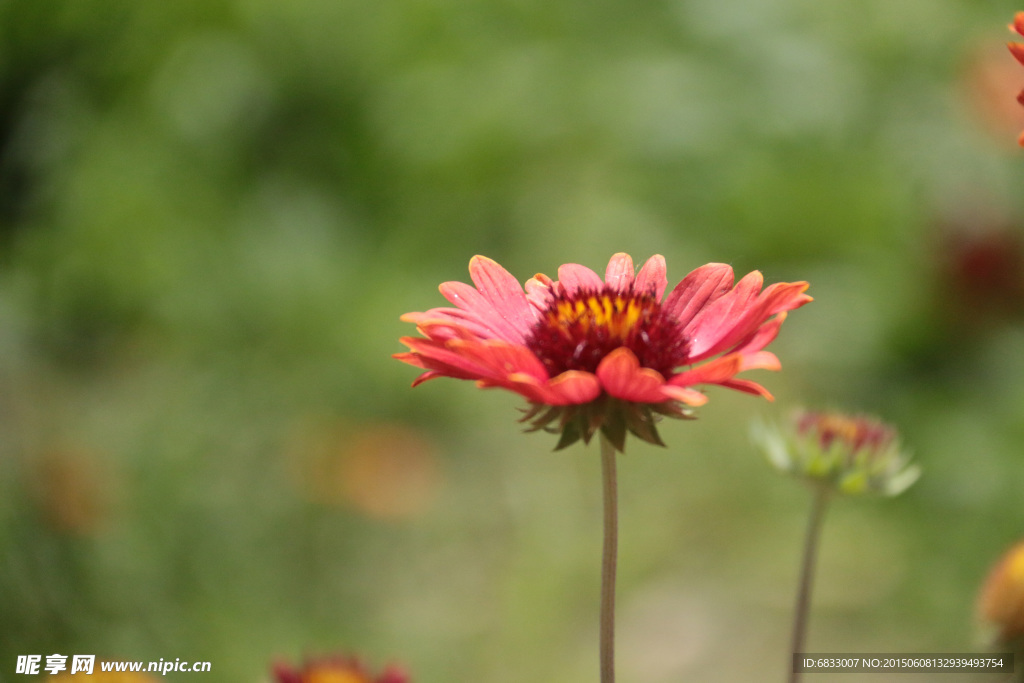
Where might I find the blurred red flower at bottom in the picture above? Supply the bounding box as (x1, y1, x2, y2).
(273, 656, 409, 683)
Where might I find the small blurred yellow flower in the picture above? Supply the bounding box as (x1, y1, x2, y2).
(978, 540, 1024, 646)
(754, 410, 919, 496)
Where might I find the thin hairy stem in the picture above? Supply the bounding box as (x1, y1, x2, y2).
(789, 487, 830, 683)
(599, 434, 618, 683)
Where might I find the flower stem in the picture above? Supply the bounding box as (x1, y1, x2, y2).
(789, 486, 830, 683)
(599, 434, 618, 683)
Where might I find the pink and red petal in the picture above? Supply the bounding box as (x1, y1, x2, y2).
(544, 370, 603, 404)
(401, 309, 498, 341)
(669, 354, 743, 388)
(596, 347, 670, 403)
(409, 370, 448, 387)
(477, 369, 601, 405)
(684, 270, 764, 358)
(397, 337, 494, 381)
(687, 278, 810, 363)
(730, 311, 788, 357)
(448, 339, 549, 382)
(439, 280, 528, 343)
(406, 336, 602, 406)
(468, 255, 540, 331)
(739, 350, 781, 372)
(604, 253, 635, 292)
(525, 273, 557, 311)
(1011, 41, 1024, 67)
(1013, 12, 1024, 37)
(660, 384, 708, 406)
(634, 254, 668, 298)
(664, 263, 735, 331)
(557, 262, 605, 294)
(718, 377, 774, 400)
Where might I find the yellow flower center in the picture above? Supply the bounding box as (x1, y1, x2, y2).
(546, 293, 648, 342)
(527, 287, 688, 377)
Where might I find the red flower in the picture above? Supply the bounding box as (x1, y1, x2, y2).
(1009, 11, 1024, 146)
(396, 253, 810, 449)
(273, 656, 409, 683)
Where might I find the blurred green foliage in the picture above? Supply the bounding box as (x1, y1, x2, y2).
(2, 0, 1024, 681)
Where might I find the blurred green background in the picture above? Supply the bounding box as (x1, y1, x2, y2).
(2, 0, 1024, 681)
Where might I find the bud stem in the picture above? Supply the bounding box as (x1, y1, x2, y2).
(789, 486, 830, 683)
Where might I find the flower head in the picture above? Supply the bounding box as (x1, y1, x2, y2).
(1008, 11, 1024, 146)
(755, 410, 919, 496)
(273, 656, 409, 683)
(396, 253, 810, 450)
(978, 540, 1024, 646)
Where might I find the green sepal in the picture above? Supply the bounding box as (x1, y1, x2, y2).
(554, 418, 583, 450)
(625, 405, 665, 447)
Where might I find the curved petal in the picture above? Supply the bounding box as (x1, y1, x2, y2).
(604, 253, 635, 293)
(664, 263, 734, 329)
(545, 370, 602, 404)
(401, 309, 500, 341)
(1011, 41, 1024, 67)
(718, 377, 774, 400)
(731, 311, 787, 356)
(439, 281, 528, 343)
(469, 254, 540, 330)
(525, 273, 557, 311)
(669, 354, 743, 388)
(448, 339, 549, 382)
(409, 370, 447, 387)
(596, 347, 669, 403)
(687, 276, 810, 362)
(660, 384, 708, 406)
(740, 351, 781, 372)
(1015, 11, 1024, 36)
(396, 338, 493, 382)
(557, 262, 604, 294)
(634, 254, 667, 298)
(477, 369, 600, 405)
(475, 374, 553, 404)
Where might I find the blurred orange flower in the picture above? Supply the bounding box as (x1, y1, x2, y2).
(32, 447, 112, 535)
(290, 421, 440, 519)
(978, 540, 1024, 645)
